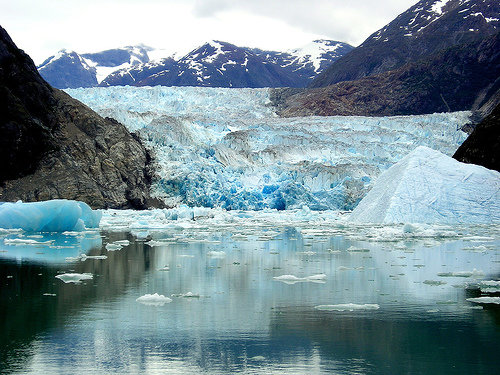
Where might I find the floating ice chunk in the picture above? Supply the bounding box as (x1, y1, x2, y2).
(274, 274, 326, 284)
(80, 254, 107, 260)
(171, 292, 200, 298)
(249, 356, 266, 361)
(423, 280, 447, 286)
(437, 269, 484, 278)
(466, 297, 500, 304)
(113, 240, 130, 246)
(314, 303, 380, 311)
(3, 238, 54, 246)
(55, 273, 93, 284)
(349, 147, 500, 224)
(207, 250, 226, 258)
(105, 243, 123, 251)
(136, 293, 172, 306)
(0, 200, 101, 232)
(480, 280, 500, 288)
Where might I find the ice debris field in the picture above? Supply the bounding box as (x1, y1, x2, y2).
(66, 86, 471, 211)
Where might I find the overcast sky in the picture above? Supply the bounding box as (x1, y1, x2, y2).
(2, 0, 417, 65)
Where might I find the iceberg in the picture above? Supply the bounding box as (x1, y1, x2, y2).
(66, 87, 469, 211)
(349, 146, 500, 224)
(0, 200, 101, 232)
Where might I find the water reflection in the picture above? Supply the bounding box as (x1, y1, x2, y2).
(0, 225, 498, 374)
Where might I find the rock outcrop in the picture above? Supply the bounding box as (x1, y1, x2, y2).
(0, 25, 159, 209)
(310, 0, 500, 88)
(453, 101, 500, 172)
(272, 32, 500, 117)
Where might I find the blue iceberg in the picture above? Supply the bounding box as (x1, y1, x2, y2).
(0, 200, 102, 232)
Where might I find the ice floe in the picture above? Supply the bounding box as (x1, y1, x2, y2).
(314, 303, 380, 311)
(466, 297, 500, 305)
(55, 273, 93, 284)
(136, 293, 173, 306)
(274, 274, 327, 284)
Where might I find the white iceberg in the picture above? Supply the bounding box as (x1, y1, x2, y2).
(0, 200, 101, 232)
(55, 273, 93, 284)
(349, 146, 500, 224)
(136, 293, 173, 306)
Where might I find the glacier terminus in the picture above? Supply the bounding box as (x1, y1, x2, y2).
(66, 86, 470, 212)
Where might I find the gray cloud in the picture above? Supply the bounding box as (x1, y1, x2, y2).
(192, 0, 417, 45)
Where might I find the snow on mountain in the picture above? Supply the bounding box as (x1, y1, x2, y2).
(99, 39, 353, 88)
(65, 86, 469, 211)
(37, 45, 151, 88)
(349, 146, 500, 224)
(286, 39, 353, 74)
(37, 49, 97, 88)
(39, 40, 352, 88)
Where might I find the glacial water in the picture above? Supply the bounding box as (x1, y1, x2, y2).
(1, 210, 499, 374)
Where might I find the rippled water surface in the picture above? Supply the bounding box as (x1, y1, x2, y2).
(1, 211, 499, 374)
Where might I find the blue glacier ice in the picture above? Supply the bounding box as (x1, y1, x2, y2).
(0, 200, 102, 232)
(66, 86, 470, 210)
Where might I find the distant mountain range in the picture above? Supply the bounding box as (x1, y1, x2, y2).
(38, 40, 353, 89)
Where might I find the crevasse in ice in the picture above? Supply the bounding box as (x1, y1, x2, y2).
(66, 86, 469, 210)
(0, 200, 102, 232)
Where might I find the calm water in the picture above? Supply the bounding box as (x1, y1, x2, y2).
(1, 219, 499, 374)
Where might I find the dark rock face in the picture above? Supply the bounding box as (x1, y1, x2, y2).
(311, 0, 500, 88)
(0, 25, 159, 209)
(453, 101, 500, 172)
(272, 32, 500, 117)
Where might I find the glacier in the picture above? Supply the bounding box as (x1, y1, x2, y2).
(0, 200, 102, 232)
(349, 146, 500, 224)
(66, 86, 470, 211)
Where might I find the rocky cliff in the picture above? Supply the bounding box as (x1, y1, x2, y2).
(272, 32, 500, 117)
(453, 101, 500, 172)
(0, 25, 159, 209)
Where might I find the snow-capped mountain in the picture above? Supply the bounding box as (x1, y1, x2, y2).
(311, 0, 500, 87)
(38, 40, 353, 89)
(102, 39, 352, 88)
(37, 45, 151, 88)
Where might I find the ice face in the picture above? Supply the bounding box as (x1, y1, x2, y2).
(349, 146, 500, 224)
(66, 86, 469, 211)
(0, 200, 102, 232)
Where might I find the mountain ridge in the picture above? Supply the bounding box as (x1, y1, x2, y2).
(310, 0, 500, 88)
(38, 40, 353, 89)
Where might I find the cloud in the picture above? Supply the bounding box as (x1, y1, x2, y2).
(2, 0, 417, 64)
(192, 0, 417, 45)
